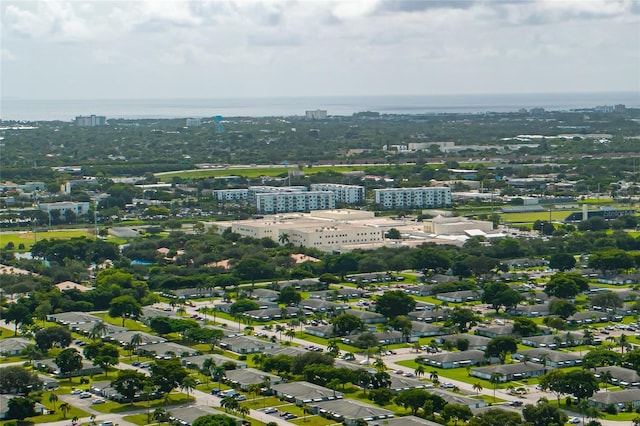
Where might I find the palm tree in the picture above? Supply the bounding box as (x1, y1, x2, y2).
(373, 357, 386, 373)
(22, 344, 42, 366)
(285, 328, 296, 342)
(238, 405, 250, 418)
(180, 376, 197, 401)
(490, 372, 504, 402)
(221, 395, 239, 412)
(327, 339, 340, 357)
(414, 365, 425, 378)
(278, 233, 290, 245)
(130, 333, 143, 360)
(620, 333, 629, 354)
(600, 370, 614, 392)
(275, 324, 286, 341)
(48, 392, 58, 410)
(59, 402, 71, 419)
(429, 370, 439, 385)
(247, 383, 262, 403)
(473, 382, 483, 396)
(89, 321, 108, 341)
(210, 365, 226, 391)
(302, 404, 312, 422)
(89, 414, 97, 426)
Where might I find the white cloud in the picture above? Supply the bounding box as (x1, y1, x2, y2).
(1, 0, 638, 99)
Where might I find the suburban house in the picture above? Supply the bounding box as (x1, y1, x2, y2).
(470, 362, 548, 382)
(170, 405, 243, 426)
(436, 334, 491, 351)
(475, 325, 514, 338)
(305, 325, 335, 338)
(276, 279, 326, 291)
(430, 388, 487, 409)
(48, 312, 101, 325)
(243, 307, 300, 322)
(595, 366, 640, 388)
(106, 331, 166, 346)
(311, 399, 394, 426)
(136, 342, 199, 358)
(417, 350, 486, 369)
(272, 381, 343, 405)
(0, 395, 46, 420)
(73, 321, 127, 336)
(410, 321, 450, 338)
(224, 368, 281, 390)
(508, 304, 550, 318)
(370, 416, 441, 426)
(250, 288, 279, 302)
(173, 287, 220, 299)
(36, 359, 103, 378)
(521, 332, 582, 349)
(264, 346, 308, 357)
(182, 354, 247, 370)
(589, 389, 640, 410)
(512, 348, 582, 368)
(404, 285, 435, 297)
(568, 310, 610, 325)
(299, 299, 348, 313)
(436, 290, 480, 303)
(343, 330, 416, 346)
(387, 376, 430, 393)
(218, 336, 279, 354)
(408, 310, 448, 323)
(0, 337, 32, 356)
(343, 309, 386, 324)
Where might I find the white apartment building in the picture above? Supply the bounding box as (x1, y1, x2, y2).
(305, 109, 328, 119)
(374, 187, 451, 210)
(212, 189, 249, 202)
(75, 115, 106, 126)
(310, 184, 365, 204)
(38, 201, 91, 220)
(255, 191, 335, 214)
(423, 216, 493, 234)
(285, 224, 384, 249)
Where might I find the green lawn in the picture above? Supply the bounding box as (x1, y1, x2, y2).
(92, 313, 152, 332)
(0, 400, 89, 425)
(290, 415, 338, 426)
(156, 165, 372, 181)
(0, 229, 92, 252)
(123, 413, 161, 426)
(90, 392, 193, 414)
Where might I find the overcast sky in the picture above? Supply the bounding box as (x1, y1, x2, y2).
(2, 0, 639, 100)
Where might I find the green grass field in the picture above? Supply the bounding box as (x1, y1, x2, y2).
(156, 164, 372, 181)
(0, 229, 92, 252)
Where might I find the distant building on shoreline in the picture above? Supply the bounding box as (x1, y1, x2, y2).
(75, 115, 106, 126)
(305, 109, 327, 119)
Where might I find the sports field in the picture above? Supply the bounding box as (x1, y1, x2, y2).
(156, 164, 371, 180)
(0, 229, 92, 252)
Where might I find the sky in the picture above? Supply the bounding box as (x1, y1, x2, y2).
(1, 0, 639, 100)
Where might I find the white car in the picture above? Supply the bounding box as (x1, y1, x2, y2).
(568, 417, 580, 424)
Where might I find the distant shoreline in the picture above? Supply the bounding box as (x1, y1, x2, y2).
(1, 91, 638, 122)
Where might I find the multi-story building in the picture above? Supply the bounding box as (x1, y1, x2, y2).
(311, 184, 365, 205)
(305, 109, 328, 119)
(255, 191, 335, 214)
(211, 189, 249, 202)
(185, 118, 201, 127)
(75, 115, 106, 126)
(285, 224, 383, 249)
(374, 187, 451, 210)
(38, 201, 91, 221)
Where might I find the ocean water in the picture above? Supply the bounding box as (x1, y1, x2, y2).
(1, 92, 638, 121)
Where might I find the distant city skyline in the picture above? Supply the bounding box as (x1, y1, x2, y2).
(1, 0, 639, 101)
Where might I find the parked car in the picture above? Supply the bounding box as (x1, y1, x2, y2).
(71, 389, 83, 395)
(235, 395, 247, 401)
(264, 408, 278, 414)
(79, 392, 92, 399)
(508, 401, 523, 407)
(284, 414, 298, 420)
(92, 399, 106, 404)
(132, 361, 141, 366)
(568, 417, 580, 424)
